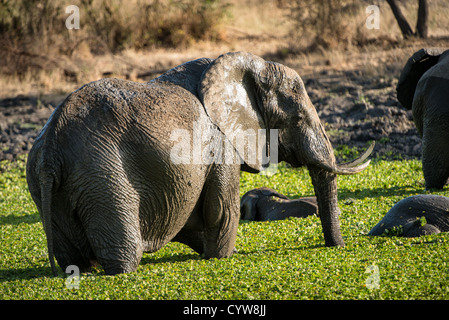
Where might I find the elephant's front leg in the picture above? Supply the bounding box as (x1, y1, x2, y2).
(422, 123, 449, 189)
(202, 164, 240, 259)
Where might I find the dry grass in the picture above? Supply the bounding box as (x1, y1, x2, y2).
(0, 0, 228, 78)
(1, 0, 449, 99)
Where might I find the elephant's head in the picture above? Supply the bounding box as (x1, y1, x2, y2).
(240, 187, 290, 221)
(396, 48, 448, 110)
(240, 187, 318, 221)
(198, 52, 373, 246)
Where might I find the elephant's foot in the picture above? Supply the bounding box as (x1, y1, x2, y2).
(203, 227, 238, 259)
(424, 174, 449, 190)
(93, 247, 142, 275)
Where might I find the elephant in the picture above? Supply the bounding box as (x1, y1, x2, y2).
(368, 195, 449, 237)
(240, 187, 318, 221)
(396, 48, 449, 189)
(26, 51, 373, 276)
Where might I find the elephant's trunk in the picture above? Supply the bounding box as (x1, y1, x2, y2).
(303, 127, 374, 247)
(308, 165, 344, 247)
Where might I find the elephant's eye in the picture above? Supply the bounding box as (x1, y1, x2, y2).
(291, 85, 301, 95)
(297, 113, 305, 124)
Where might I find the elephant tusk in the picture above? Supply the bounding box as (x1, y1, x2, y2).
(338, 141, 375, 168)
(315, 141, 374, 175)
(334, 159, 371, 175)
(318, 159, 371, 175)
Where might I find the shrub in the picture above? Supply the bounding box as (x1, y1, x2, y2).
(0, 0, 229, 75)
(287, 0, 360, 50)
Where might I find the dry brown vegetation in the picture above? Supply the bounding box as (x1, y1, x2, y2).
(0, 0, 449, 98)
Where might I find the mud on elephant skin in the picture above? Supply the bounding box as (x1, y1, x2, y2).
(368, 195, 449, 237)
(27, 51, 373, 276)
(240, 187, 318, 221)
(397, 48, 449, 189)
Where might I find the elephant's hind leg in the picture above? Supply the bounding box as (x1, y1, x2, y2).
(81, 199, 143, 275)
(49, 203, 96, 273)
(423, 158, 449, 189)
(201, 165, 240, 259)
(52, 223, 93, 273)
(422, 125, 449, 189)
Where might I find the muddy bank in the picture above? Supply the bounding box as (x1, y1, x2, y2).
(0, 70, 420, 163)
(304, 69, 420, 161)
(0, 94, 63, 162)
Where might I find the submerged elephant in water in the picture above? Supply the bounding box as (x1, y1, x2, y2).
(368, 195, 449, 237)
(240, 187, 318, 221)
(27, 51, 372, 276)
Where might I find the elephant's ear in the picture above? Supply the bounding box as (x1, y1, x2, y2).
(397, 48, 446, 110)
(198, 52, 270, 172)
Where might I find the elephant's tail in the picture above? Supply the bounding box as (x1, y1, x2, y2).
(40, 172, 58, 276)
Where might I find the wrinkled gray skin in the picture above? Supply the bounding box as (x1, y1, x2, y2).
(27, 52, 372, 276)
(368, 195, 449, 237)
(240, 187, 318, 221)
(397, 48, 449, 189)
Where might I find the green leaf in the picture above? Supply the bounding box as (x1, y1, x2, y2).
(420, 216, 427, 227)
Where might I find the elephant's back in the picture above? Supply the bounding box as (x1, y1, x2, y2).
(43, 78, 210, 249)
(46, 78, 205, 162)
(55, 78, 202, 136)
(414, 54, 449, 117)
(53, 76, 209, 182)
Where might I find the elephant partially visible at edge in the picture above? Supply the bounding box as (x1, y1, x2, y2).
(368, 195, 449, 237)
(397, 48, 449, 189)
(240, 187, 318, 221)
(26, 51, 373, 275)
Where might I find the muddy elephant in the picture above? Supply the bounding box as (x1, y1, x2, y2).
(27, 51, 372, 275)
(368, 195, 449, 237)
(396, 48, 449, 189)
(240, 187, 318, 221)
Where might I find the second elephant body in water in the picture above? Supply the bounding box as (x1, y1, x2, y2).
(368, 195, 449, 237)
(240, 188, 318, 221)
